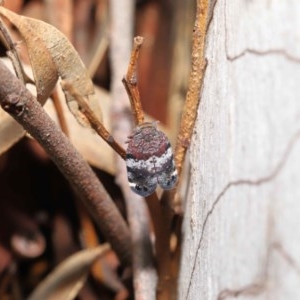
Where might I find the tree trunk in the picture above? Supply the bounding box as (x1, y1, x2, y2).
(179, 1, 300, 299)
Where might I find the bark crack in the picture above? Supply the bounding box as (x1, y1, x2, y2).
(226, 47, 300, 64)
(185, 129, 300, 299)
(216, 242, 300, 299)
(207, 0, 300, 63)
(223, 0, 300, 63)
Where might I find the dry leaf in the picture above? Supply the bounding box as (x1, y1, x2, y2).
(28, 244, 110, 300)
(0, 59, 114, 171)
(0, 6, 102, 126)
(44, 86, 116, 174)
(0, 107, 24, 154)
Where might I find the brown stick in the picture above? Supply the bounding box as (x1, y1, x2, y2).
(61, 81, 126, 159)
(144, 193, 172, 299)
(161, 0, 209, 213)
(0, 60, 131, 266)
(174, 0, 209, 178)
(123, 36, 175, 299)
(0, 17, 30, 84)
(122, 36, 145, 126)
(51, 88, 70, 136)
(110, 8, 158, 292)
(157, 0, 210, 296)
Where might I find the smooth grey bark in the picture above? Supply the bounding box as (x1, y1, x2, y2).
(179, 1, 300, 299)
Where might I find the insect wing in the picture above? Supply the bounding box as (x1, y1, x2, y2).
(126, 154, 157, 197)
(157, 165, 177, 190)
(155, 143, 178, 190)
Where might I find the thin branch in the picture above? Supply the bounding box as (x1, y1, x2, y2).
(157, 0, 210, 296)
(0, 60, 132, 266)
(0, 17, 31, 84)
(110, 3, 157, 294)
(88, 35, 109, 78)
(61, 80, 126, 159)
(51, 88, 70, 136)
(123, 36, 175, 299)
(122, 36, 145, 126)
(87, 0, 109, 78)
(123, 36, 184, 299)
(122, 187, 157, 300)
(174, 0, 209, 177)
(160, 0, 209, 212)
(144, 193, 173, 300)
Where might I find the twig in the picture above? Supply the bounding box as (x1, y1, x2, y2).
(161, 0, 209, 211)
(0, 60, 132, 266)
(88, 35, 109, 78)
(174, 0, 209, 178)
(144, 193, 172, 300)
(123, 37, 175, 299)
(51, 88, 69, 136)
(122, 36, 145, 125)
(110, 2, 156, 295)
(124, 36, 187, 298)
(87, 0, 109, 78)
(158, 0, 210, 296)
(0, 17, 31, 84)
(61, 81, 126, 159)
(122, 187, 157, 300)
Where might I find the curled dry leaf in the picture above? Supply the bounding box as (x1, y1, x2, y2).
(0, 59, 114, 172)
(45, 85, 116, 174)
(0, 6, 102, 126)
(28, 244, 110, 300)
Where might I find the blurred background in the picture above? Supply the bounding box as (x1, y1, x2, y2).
(0, 0, 196, 299)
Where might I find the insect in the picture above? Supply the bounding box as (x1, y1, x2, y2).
(126, 122, 178, 197)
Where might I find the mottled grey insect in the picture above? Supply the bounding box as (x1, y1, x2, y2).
(126, 122, 177, 197)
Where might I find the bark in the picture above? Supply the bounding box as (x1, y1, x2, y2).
(179, 1, 300, 299)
